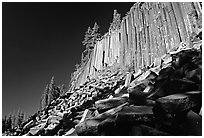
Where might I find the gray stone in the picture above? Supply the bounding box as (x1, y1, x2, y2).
(75, 119, 100, 135)
(155, 92, 201, 113)
(64, 128, 77, 136)
(95, 97, 128, 112)
(117, 105, 154, 122)
(29, 122, 46, 135)
(186, 110, 202, 136)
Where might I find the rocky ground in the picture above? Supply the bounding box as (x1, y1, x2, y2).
(3, 35, 202, 136)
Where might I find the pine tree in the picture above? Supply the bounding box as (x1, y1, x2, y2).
(81, 23, 101, 66)
(91, 22, 101, 47)
(82, 27, 92, 47)
(109, 9, 121, 31)
(17, 111, 24, 128)
(11, 114, 17, 129)
(40, 76, 64, 110)
(2, 116, 7, 133)
(40, 84, 49, 110)
(49, 76, 60, 101)
(6, 115, 12, 131)
(59, 84, 66, 96)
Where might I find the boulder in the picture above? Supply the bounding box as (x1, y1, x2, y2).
(75, 119, 100, 135)
(185, 110, 202, 136)
(79, 109, 99, 123)
(29, 123, 46, 135)
(117, 105, 154, 122)
(75, 102, 128, 135)
(155, 92, 201, 113)
(95, 97, 128, 112)
(47, 115, 62, 125)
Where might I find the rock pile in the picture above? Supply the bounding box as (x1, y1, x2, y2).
(10, 38, 202, 136)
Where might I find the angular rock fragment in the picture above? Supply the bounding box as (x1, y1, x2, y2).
(186, 110, 202, 136)
(22, 120, 37, 134)
(155, 92, 201, 113)
(133, 69, 142, 79)
(75, 119, 100, 135)
(128, 86, 149, 105)
(114, 85, 126, 95)
(64, 128, 77, 136)
(95, 97, 128, 112)
(149, 66, 161, 75)
(79, 109, 99, 123)
(124, 72, 133, 87)
(47, 115, 62, 125)
(130, 70, 156, 87)
(117, 105, 154, 122)
(29, 123, 46, 135)
(22, 120, 34, 130)
(75, 103, 128, 135)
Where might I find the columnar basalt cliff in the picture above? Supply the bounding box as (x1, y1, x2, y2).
(3, 2, 202, 136)
(70, 2, 202, 90)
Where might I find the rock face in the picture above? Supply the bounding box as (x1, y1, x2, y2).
(4, 2, 202, 136)
(71, 2, 202, 90)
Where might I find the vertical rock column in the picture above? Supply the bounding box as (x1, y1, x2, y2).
(71, 2, 202, 90)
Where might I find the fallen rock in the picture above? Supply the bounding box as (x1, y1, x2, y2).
(124, 72, 133, 87)
(64, 128, 77, 136)
(47, 115, 62, 125)
(75, 102, 128, 135)
(44, 123, 61, 136)
(95, 97, 128, 112)
(186, 110, 202, 136)
(75, 119, 100, 135)
(128, 87, 148, 105)
(117, 105, 154, 122)
(79, 109, 94, 123)
(29, 123, 46, 135)
(155, 92, 201, 113)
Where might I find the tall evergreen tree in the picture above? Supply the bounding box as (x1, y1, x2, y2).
(17, 111, 24, 128)
(82, 26, 92, 47)
(11, 114, 17, 129)
(40, 84, 49, 110)
(59, 84, 66, 96)
(40, 76, 64, 110)
(6, 115, 12, 131)
(109, 9, 121, 31)
(81, 22, 101, 65)
(91, 22, 101, 47)
(2, 116, 7, 132)
(49, 76, 60, 101)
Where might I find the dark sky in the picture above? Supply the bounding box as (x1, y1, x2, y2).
(2, 2, 134, 118)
